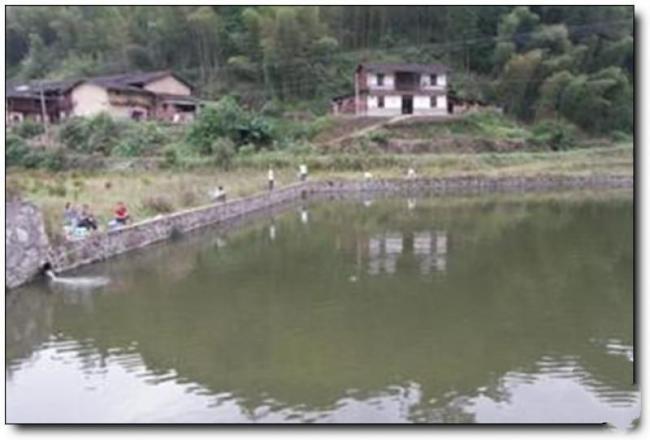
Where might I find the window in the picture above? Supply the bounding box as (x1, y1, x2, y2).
(378, 96, 385, 108)
(430, 96, 436, 108)
(377, 73, 384, 86)
(430, 74, 438, 86)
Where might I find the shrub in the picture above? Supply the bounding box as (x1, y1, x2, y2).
(529, 119, 578, 151)
(187, 97, 248, 154)
(141, 195, 175, 215)
(58, 117, 88, 151)
(187, 96, 278, 152)
(85, 113, 123, 155)
(304, 116, 335, 140)
(369, 130, 389, 146)
(241, 116, 275, 147)
(163, 144, 179, 167)
(6, 135, 30, 167)
(12, 119, 45, 139)
(111, 140, 143, 157)
(212, 137, 236, 169)
(112, 121, 169, 157)
(238, 143, 257, 156)
(41, 148, 66, 171)
(59, 113, 126, 155)
(610, 130, 632, 143)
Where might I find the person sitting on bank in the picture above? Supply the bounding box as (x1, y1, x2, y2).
(114, 201, 130, 225)
(268, 168, 275, 191)
(63, 202, 79, 227)
(299, 164, 308, 182)
(211, 186, 227, 202)
(77, 204, 98, 231)
(407, 168, 416, 179)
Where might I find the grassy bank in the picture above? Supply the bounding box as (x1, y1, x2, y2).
(7, 143, 632, 243)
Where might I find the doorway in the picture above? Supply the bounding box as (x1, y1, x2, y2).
(401, 95, 413, 115)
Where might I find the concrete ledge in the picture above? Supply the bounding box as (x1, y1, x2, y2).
(9, 173, 632, 287)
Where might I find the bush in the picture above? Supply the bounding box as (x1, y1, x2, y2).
(85, 113, 123, 155)
(12, 119, 45, 139)
(238, 143, 257, 156)
(187, 97, 247, 154)
(112, 122, 169, 157)
(41, 148, 67, 171)
(59, 113, 127, 155)
(141, 195, 175, 215)
(163, 144, 179, 167)
(6, 135, 30, 167)
(242, 116, 275, 147)
(58, 117, 88, 151)
(187, 96, 278, 153)
(610, 130, 632, 143)
(212, 137, 236, 169)
(529, 119, 578, 151)
(369, 130, 389, 146)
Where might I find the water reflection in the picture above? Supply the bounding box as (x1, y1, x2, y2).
(367, 230, 447, 276)
(6, 192, 636, 425)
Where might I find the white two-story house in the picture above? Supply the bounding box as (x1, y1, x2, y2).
(353, 63, 450, 116)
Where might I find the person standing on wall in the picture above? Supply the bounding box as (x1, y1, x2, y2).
(268, 168, 275, 191)
(299, 164, 308, 182)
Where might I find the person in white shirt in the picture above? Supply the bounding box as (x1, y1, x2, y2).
(364, 171, 373, 180)
(299, 164, 308, 182)
(211, 186, 226, 202)
(407, 168, 416, 179)
(268, 168, 275, 191)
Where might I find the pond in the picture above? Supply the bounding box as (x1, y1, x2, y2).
(6, 190, 637, 426)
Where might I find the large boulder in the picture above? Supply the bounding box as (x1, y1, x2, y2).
(6, 200, 51, 289)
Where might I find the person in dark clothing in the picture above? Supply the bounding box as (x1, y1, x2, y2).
(77, 204, 98, 231)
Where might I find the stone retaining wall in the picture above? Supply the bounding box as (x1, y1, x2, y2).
(310, 174, 633, 194)
(6, 200, 51, 289)
(48, 182, 313, 274)
(7, 174, 632, 289)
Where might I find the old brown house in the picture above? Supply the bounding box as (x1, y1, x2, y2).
(6, 70, 199, 125)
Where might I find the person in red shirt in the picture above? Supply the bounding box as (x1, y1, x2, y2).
(114, 201, 130, 225)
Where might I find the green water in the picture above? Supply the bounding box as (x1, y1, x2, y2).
(6, 191, 637, 426)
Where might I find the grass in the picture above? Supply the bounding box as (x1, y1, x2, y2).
(6, 168, 299, 243)
(385, 110, 532, 140)
(7, 143, 632, 243)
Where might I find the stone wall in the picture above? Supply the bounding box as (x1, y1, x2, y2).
(311, 174, 633, 195)
(6, 200, 51, 289)
(7, 174, 632, 289)
(48, 183, 313, 274)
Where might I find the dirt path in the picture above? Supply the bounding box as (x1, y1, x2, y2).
(320, 115, 412, 147)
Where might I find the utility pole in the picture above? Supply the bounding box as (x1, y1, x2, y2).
(354, 70, 360, 116)
(39, 81, 48, 127)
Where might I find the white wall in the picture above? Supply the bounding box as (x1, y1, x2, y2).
(367, 73, 395, 89)
(413, 96, 431, 110)
(411, 94, 447, 115)
(437, 95, 447, 109)
(364, 93, 448, 116)
(366, 94, 402, 116)
(420, 73, 447, 88)
(70, 83, 111, 117)
(70, 83, 151, 119)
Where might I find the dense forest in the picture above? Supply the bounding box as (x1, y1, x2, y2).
(6, 5, 634, 133)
